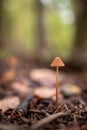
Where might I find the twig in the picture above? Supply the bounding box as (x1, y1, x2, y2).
(73, 115, 80, 130)
(30, 112, 67, 130)
(0, 124, 29, 130)
(29, 109, 50, 116)
(0, 124, 20, 130)
(13, 94, 33, 115)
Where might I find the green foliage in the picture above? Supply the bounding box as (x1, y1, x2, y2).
(45, 7, 74, 58)
(3, 0, 74, 59)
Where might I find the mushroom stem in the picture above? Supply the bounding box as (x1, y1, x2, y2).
(56, 66, 58, 112)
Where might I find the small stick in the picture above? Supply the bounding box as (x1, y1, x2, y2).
(0, 124, 28, 130)
(13, 94, 33, 115)
(0, 124, 21, 130)
(73, 115, 80, 130)
(29, 109, 50, 116)
(50, 57, 64, 112)
(30, 112, 67, 130)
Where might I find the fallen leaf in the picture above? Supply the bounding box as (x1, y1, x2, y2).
(60, 84, 81, 97)
(11, 82, 32, 95)
(0, 96, 20, 112)
(30, 68, 65, 87)
(34, 87, 56, 99)
(2, 70, 16, 82)
(6, 56, 18, 67)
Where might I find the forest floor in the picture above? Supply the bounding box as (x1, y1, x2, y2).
(0, 57, 87, 130)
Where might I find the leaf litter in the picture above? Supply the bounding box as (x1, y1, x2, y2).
(0, 57, 87, 130)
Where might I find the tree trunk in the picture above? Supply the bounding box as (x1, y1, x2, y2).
(35, 0, 47, 57)
(70, 0, 87, 65)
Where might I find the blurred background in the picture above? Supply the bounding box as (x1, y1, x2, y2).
(0, 0, 87, 70)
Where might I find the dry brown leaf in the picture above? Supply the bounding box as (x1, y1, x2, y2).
(30, 69, 56, 86)
(6, 56, 18, 66)
(30, 68, 55, 86)
(2, 70, 16, 82)
(34, 87, 56, 99)
(60, 84, 81, 97)
(30, 68, 65, 87)
(34, 87, 63, 102)
(11, 82, 32, 95)
(0, 96, 20, 112)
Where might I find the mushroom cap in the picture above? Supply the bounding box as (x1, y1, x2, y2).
(50, 57, 64, 67)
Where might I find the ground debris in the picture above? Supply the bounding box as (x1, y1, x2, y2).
(0, 60, 87, 130)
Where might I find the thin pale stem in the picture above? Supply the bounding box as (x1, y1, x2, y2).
(56, 66, 58, 112)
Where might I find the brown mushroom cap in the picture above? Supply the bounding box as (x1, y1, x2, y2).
(50, 57, 64, 67)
